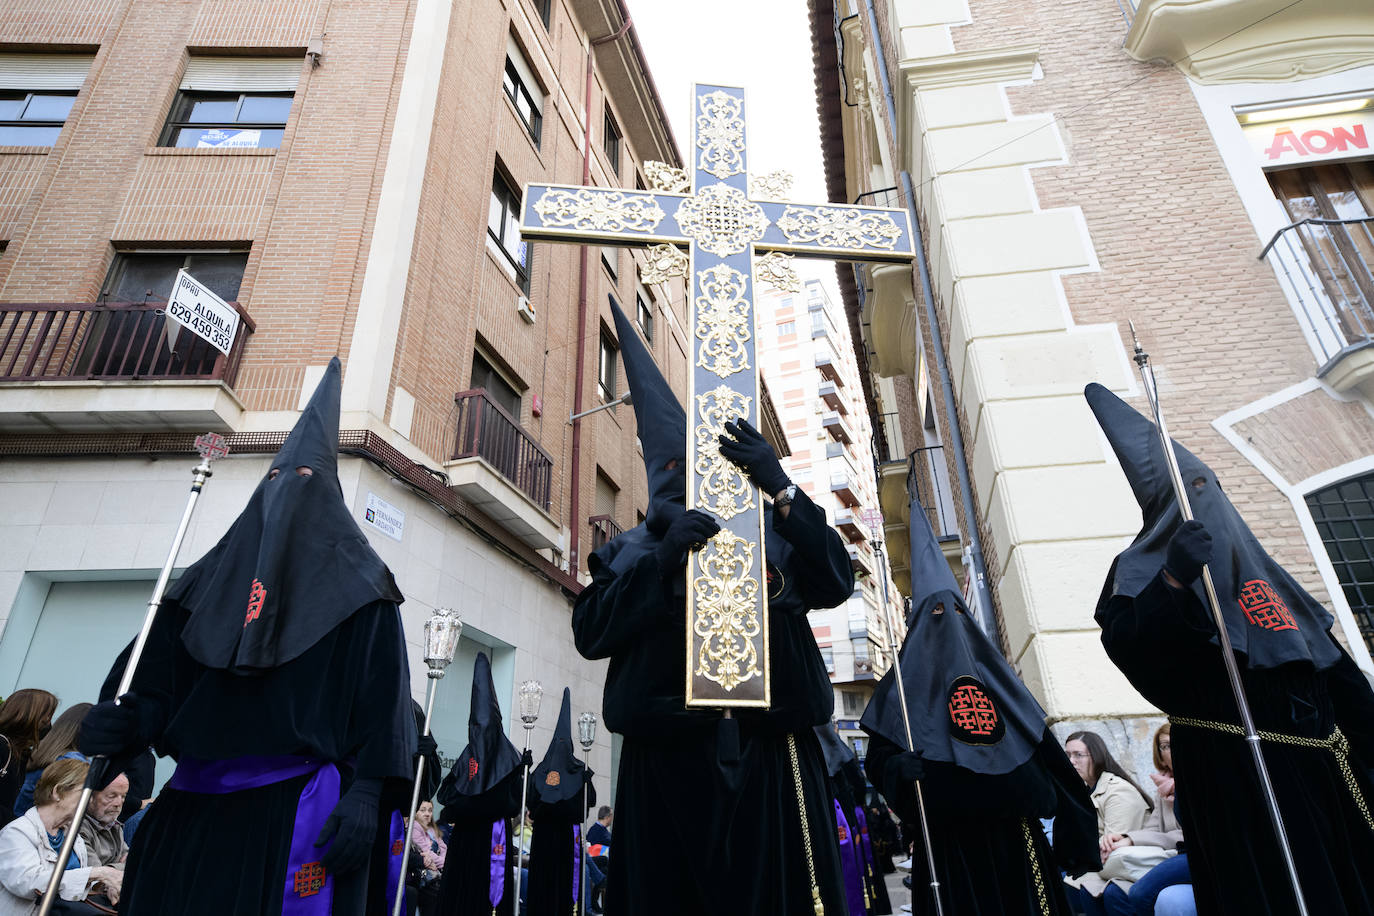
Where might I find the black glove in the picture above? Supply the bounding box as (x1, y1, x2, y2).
(315, 777, 382, 875)
(79, 694, 153, 758)
(885, 751, 925, 785)
(1165, 520, 1212, 586)
(655, 509, 721, 577)
(521, 749, 534, 769)
(416, 733, 437, 761)
(718, 419, 790, 496)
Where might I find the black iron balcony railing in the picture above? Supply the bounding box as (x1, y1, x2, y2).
(0, 300, 254, 385)
(452, 388, 553, 510)
(1260, 215, 1374, 369)
(908, 444, 959, 541)
(588, 514, 624, 552)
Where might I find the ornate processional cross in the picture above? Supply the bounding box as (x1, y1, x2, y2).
(520, 84, 915, 708)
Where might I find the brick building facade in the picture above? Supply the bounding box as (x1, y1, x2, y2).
(808, 0, 1374, 773)
(0, 0, 690, 797)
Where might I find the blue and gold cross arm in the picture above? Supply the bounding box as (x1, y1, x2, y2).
(520, 182, 916, 264)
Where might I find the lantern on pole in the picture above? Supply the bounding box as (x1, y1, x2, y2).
(575, 712, 597, 916)
(511, 679, 544, 911)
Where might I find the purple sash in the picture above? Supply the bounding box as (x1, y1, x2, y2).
(834, 799, 866, 916)
(386, 810, 405, 915)
(168, 755, 339, 916)
(572, 824, 582, 910)
(490, 819, 507, 908)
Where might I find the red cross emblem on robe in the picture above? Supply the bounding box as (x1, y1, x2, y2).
(391, 839, 404, 856)
(947, 675, 1005, 745)
(468, 757, 480, 780)
(493, 842, 506, 856)
(244, 578, 266, 628)
(292, 862, 327, 898)
(1237, 579, 1298, 632)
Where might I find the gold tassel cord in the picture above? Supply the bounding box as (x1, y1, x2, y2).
(1170, 717, 1374, 833)
(786, 733, 825, 916)
(1021, 819, 1051, 916)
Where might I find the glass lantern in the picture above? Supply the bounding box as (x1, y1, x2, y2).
(423, 607, 462, 675)
(518, 680, 544, 726)
(577, 712, 598, 751)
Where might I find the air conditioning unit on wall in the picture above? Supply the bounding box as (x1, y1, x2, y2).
(517, 294, 535, 324)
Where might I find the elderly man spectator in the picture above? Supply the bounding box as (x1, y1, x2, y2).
(78, 773, 129, 868)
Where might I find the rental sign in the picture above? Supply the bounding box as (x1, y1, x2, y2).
(1244, 109, 1373, 168)
(166, 269, 240, 356)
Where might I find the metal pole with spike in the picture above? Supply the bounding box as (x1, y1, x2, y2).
(38, 433, 230, 916)
(862, 506, 945, 916)
(1127, 322, 1309, 916)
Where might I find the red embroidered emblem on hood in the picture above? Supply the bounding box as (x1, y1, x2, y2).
(244, 578, 266, 628)
(1237, 579, 1298, 631)
(467, 757, 479, 780)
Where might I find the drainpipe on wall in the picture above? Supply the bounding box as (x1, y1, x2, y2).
(858, 0, 998, 638)
(569, 10, 634, 577)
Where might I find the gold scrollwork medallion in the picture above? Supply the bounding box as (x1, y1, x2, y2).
(641, 244, 689, 284)
(692, 529, 762, 691)
(644, 160, 691, 194)
(533, 188, 665, 234)
(694, 264, 751, 378)
(775, 205, 903, 250)
(754, 251, 801, 293)
(693, 384, 753, 519)
(674, 184, 768, 258)
(695, 90, 746, 180)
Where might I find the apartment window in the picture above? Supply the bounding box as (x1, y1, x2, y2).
(777, 320, 796, 336)
(103, 251, 248, 303)
(603, 107, 621, 176)
(595, 472, 618, 517)
(841, 690, 865, 716)
(635, 293, 653, 343)
(160, 58, 300, 149)
(1306, 472, 1374, 653)
(601, 247, 618, 280)
(818, 645, 835, 672)
(0, 54, 93, 147)
(598, 322, 618, 402)
(470, 351, 522, 418)
(489, 171, 531, 293)
(536, 0, 552, 28)
(503, 40, 543, 147)
(811, 310, 828, 338)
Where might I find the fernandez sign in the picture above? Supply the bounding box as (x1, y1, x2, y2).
(167, 269, 240, 356)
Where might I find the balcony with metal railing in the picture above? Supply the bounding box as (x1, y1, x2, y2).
(834, 506, 867, 543)
(831, 469, 860, 507)
(822, 410, 853, 444)
(589, 514, 624, 553)
(818, 379, 845, 413)
(815, 351, 842, 384)
(1261, 216, 1374, 397)
(446, 388, 559, 550)
(0, 299, 254, 432)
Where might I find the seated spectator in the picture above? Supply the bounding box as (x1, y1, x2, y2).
(14, 704, 91, 818)
(1099, 723, 1189, 916)
(78, 772, 129, 868)
(0, 691, 57, 828)
(1062, 730, 1152, 915)
(0, 758, 122, 913)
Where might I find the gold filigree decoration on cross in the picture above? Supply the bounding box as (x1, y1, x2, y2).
(695, 90, 746, 180)
(693, 384, 753, 520)
(754, 252, 801, 293)
(749, 170, 794, 201)
(644, 160, 691, 193)
(694, 264, 752, 378)
(532, 188, 665, 234)
(640, 244, 688, 284)
(775, 205, 903, 251)
(674, 184, 768, 258)
(692, 529, 762, 691)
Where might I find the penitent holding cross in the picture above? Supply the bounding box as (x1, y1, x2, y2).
(520, 84, 915, 708)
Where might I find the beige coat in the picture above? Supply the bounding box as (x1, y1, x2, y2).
(1064, 772, 1152, 896)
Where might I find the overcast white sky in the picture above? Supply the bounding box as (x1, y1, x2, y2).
(625, 0, 840, 292)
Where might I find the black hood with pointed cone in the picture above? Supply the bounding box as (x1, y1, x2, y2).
(449, 652, 523, 797)
(860, 498, 1047, 775)
(1085, 383, 1338, 671)
(171, 357, 402, 673)
(531, 688, 588, 804)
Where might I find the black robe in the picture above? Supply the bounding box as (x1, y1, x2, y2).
(525, 774, 595, 916)
(866, 729, 1098, 916)
(1099, 571, 1374, 915)
(114, 599, 416, 915)
(572, 489, 854, 915)
(831, 758, 892, 915)
(434, 770, 523, 916)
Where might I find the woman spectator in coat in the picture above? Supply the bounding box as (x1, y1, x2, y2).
(0, 691, 57, 827)
(1099, 724, 1190, 916)
(14, 703, 91, 817)
(411, 800, 447, 882)
(1062, 730, 1152, 915)
(0, 758, 123, 914)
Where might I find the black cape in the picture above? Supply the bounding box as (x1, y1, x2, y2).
(105, 362, 415, 914)
(433, 651, 524, 916)
(816, 724, 892, 915)
(860, 498, 1098, 914)
(526, 689, 595, 916)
